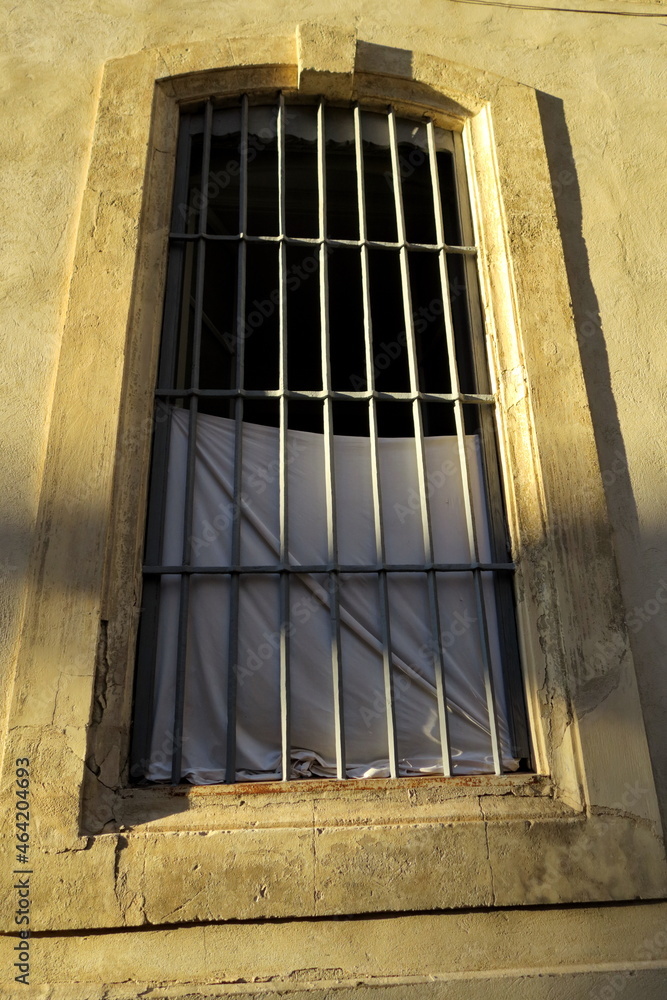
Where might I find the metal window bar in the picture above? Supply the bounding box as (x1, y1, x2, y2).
(317, 100, 346, 779)
(153, 388, 495, 402)
(144, 562, 515, 575)
(225, 93, 249, 783)
(354, 104, 399, 778)
(168, 233, 477, 255)
(426, 120, 502, 775)
(132, 96, 527, 783)
(277, 94, 291, 781)
(387, 108, 452, 777)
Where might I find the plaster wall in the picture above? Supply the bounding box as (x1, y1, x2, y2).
(3, 0, 667, 826)
(1, 1, 667, 996)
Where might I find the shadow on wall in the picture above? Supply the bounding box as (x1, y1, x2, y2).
(536, 91, 667, 836)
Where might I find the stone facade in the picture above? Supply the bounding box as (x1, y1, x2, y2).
(1, 4, 667, 998)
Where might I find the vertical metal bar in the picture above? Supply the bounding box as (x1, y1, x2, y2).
(388, 110, 451, 776)
(354, 106, 398, 778)
(428, 121, 501, 775)
(171, 100, 213, 784)
(318, 99, 346, 779)
(225, 95, 249, 783)
(277, 93, 291, 781)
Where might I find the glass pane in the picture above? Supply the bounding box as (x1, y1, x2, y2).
(243, 242, 280, 390)
(423, 417, 473, 566)
(286, 245, 322, 390)
(361, 111, 398, 243)
(422, 401, 456, 437)
(446, 253, 477, 394)
(397, 122, 437, 245)
(198, 241, 238, 413)
(173, 241, 199, 391)
(332, 399, 368, 438)
(246, 107, 279, 236)
(368, 249, 411, 391)
(207, 107, 241, 236)
(285, 106, 319, 238)
(461, 407, 490, 557)
(329, 247, 365, 390)
(437, 150, 462, 246)
(376, 399, 414, 438)
(325, 107, 358, 240)
(408, 250, 451, 393)
(179, 130, 204, 234)
(187, 408, 235, 568)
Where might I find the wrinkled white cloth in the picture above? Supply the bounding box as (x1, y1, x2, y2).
(145, 407, 517, 781)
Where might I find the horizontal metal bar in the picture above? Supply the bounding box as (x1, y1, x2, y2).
(168, 232, 478, 255)
(144, 562, 516, 575)
(154, 388, 496, 404)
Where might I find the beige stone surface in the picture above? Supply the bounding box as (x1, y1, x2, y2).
(2, 904, 667, 993)
(4, 26, 662, 928)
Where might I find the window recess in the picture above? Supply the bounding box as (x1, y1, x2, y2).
(130, 94, 531, 785)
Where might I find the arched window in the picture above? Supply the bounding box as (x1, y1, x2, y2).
(130, 94, 531, 784)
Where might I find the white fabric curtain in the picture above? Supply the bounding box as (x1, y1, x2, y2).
(145, 407, 518, 781)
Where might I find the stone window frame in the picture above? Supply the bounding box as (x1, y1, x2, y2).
(5, 25, 664, 930)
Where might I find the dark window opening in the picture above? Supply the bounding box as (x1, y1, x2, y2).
(130, 96, 532, 786)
